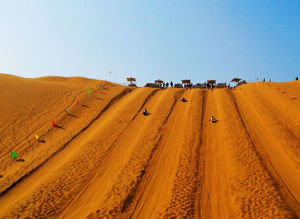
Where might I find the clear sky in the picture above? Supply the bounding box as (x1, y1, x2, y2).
(0, 1, 299, 85)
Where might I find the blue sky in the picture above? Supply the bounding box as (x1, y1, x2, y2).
(0, 1, 299, 85)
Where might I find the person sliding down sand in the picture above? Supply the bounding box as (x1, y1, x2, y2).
(143, 108, 149, 116)
(209, 115, 217, 123)
(181, 97, 187, 102)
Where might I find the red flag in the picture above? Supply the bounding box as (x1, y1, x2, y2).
(76, 98, 79, 103)
(257, 77, 259, 81)
(52, 120, 56, 127)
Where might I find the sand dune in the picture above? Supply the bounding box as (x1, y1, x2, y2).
(0, 74, 299, 218)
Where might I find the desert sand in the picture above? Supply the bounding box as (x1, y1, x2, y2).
(0, 73, 299, 218)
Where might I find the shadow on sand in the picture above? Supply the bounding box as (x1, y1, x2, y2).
(82, 104, 90, 108)
(95, 97, 103, 100)
(38, 139, 46, 143)
(16, 158, 25, 162)
(54, 124, 64, 129)
(67, 113, 79, 118)
(0, 175, 3, 178)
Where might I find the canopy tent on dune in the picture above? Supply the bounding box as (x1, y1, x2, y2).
(127, 77, 137, 87)
(182, 79, 191, 86)
(126, 77, 136, 83)
(207, 80, 216, 84)
(231, 78, 241, 83)
(154, 79, 163, 84)
(231, 77, 241, 85)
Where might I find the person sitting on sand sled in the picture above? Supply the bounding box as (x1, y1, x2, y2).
(143, 108, 149, 116)
(209, 115, 217, 123)
(181, 97, 187, 102)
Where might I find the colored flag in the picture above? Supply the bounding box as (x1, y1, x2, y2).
(93, 85, 96, 89)
(76, 98, 79, 103)
(35, 133, 39, 140)
(11, 151, 18, 159)
(88, 90, 91, 94)
(52, 120, 56, 127)
(65, 108, 68, 113)
(257, 77, 259, 81)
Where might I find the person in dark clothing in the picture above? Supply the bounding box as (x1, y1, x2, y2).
(170, 81, 173, 88)
(181, 97, 187, 102)
(296, 76, 298, 81)
(166, 82, 169, 88)
(143, 108, 149, 116)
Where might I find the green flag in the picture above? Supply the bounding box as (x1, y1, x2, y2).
(11, 151, 18, 159)
(88, 90, 91, 94)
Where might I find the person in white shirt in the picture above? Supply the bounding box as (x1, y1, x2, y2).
(209, 115, 217, 123)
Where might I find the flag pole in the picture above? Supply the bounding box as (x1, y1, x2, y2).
(109, 70, 111, 84)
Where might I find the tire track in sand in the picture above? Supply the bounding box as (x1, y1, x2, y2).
(0, 88, 158, 218)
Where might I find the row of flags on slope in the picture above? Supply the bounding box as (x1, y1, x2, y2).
(11, 79, 111, 161)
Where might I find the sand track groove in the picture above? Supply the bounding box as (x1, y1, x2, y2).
(0, 76, 299, 218)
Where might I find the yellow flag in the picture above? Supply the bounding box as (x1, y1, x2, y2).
(35, 133, 39, 140)
(94, 85, 96, 89)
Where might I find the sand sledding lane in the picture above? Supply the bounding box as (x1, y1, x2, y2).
(199, 89, 295, 218)
(234, 85, 300, 216)
(59, 88, 184, 218)
(124, 89, 205, 218)
(0, 87, 158, 218)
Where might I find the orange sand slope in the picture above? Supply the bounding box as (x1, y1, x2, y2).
(0, 74, 299, 218)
